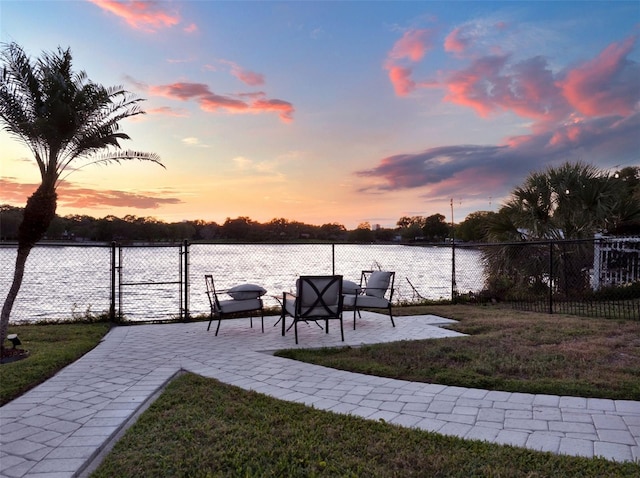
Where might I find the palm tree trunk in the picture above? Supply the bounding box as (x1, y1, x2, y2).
(0, 183, 57, 350)
(0, 246, 32, 351)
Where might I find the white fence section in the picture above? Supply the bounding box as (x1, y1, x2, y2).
(591, 235, 640, 289)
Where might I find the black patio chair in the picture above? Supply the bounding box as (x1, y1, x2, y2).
(280, 275, 344, 344)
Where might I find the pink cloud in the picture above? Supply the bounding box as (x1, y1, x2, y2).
(223, 61, 265, 86)
(388, 66, 416, 96)
(388, 29, 433, 62)
(372, 28, 639, 207)
(560, 35, 640, 117)
(441, 35, 639, 122)
(89, 0, 180, 32)
(444, 27, 470, 54)
(183, 23, 198, 34)
(444, 55, 569, 120)
(0, 178, 36, 203)
(384, 29, 435, 96)
(149, 82, 294, 122)
(0, 179, 181, 209)
(389, 24, 638, 129)
(443, 55, 508, 117)
(150, 82, 211, 100)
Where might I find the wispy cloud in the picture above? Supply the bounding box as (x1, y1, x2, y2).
(147, 106, 189, 117)
(0, 178, 36, 203)
(183, 22, 198, 34)
(220, 59, 265, 86)
(149, 81, 294, 122)
(88, 0, 181, 32)
(181, 136, 209, 148)
(0, 179, 182, 209)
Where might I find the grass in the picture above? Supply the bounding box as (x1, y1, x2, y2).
(91, 372, 639, 478)
(2, 306, 640, 476)
(276, 305, 640, 400)
(0, 322, 111, 405)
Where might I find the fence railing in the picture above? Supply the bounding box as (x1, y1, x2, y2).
(1, 237, 638, 324)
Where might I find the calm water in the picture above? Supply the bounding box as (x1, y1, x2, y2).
(1, 243, 484, 323)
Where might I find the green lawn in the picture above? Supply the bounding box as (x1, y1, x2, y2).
(2, 306, 639, 477)
(0, 322, 111, 405)
(277, 305, 640, 400)
(91, 372, 639, 478)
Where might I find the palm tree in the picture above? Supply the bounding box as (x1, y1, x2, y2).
(0, 42, 163, 349)
(483, 162, 640, 300)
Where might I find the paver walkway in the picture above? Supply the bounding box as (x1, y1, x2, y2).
(1, 313, 639, 477)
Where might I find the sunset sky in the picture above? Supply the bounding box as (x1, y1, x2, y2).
(1, 1, 639, 229)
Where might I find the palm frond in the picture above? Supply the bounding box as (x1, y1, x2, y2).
(1, 41, 162, 184)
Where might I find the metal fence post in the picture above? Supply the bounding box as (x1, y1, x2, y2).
(110, 241, 116, 322)
(332, 243, 335, 275)
(183, 239, 189, 320)
(548, 241, 554, 314)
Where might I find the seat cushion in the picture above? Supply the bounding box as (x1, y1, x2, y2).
(227, 283, 267, 300)
(346, 295, 389, 309)
(365, 271, 392, 298)
(299, 305, 341, 318)
(284, 295, 340, 318)
(342, 294, 357, 307)
(218, 298, 262, 313)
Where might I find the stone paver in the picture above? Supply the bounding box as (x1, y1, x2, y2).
(1, 312, 639, 477)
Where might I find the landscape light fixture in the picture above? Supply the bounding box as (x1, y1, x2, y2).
(7, 334, 21, 349)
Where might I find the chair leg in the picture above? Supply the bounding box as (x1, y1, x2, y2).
(294, 320, 299, 344)
(215, 315, 222, 336)
(340, 317, 344, 341)
(261, 310, 264, 333)
(207, 314, 213, 331)
(353, 308, 358, 330)
(388, 306, 395, 327)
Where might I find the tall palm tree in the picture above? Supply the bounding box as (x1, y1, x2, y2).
(0, 43, 163, 349)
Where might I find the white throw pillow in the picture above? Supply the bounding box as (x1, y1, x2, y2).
(365, 271, 392, 298)
(227, 283, 267, 300)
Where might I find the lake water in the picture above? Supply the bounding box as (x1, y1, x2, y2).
(0, 243, 485, 323)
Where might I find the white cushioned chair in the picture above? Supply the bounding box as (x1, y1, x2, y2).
(281, 275, 344, 344)
(205, 275, 265, 336)
(342, 270, 395, 329)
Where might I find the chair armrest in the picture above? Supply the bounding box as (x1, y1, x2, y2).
(283, 291, 297, 301)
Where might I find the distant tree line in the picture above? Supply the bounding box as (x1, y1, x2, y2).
(1, 164, 637, 244)
(0, 208, 465, 243)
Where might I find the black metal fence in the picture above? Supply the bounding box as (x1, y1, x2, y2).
(1, 237, 638, 324)
(478, 237, 640, 319)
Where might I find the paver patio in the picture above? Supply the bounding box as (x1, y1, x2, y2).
(1, 312, 639, 477)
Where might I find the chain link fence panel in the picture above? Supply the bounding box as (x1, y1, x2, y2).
(1, 238, 637, 324)
(0, 243, 111, 323)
